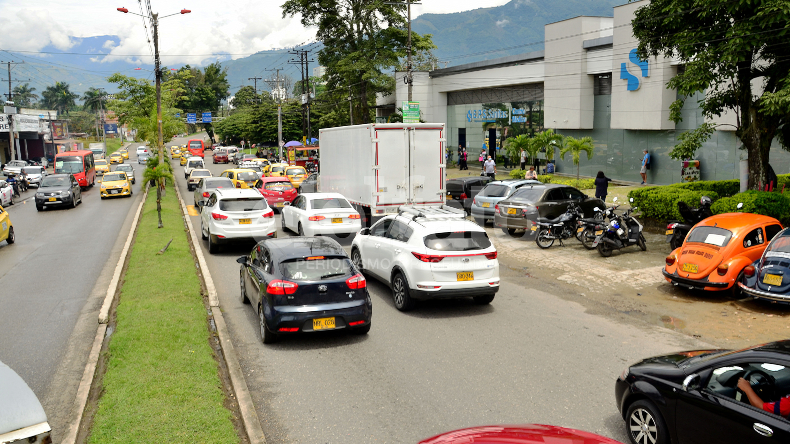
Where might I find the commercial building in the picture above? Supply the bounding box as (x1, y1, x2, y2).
(385, 0, 787, 184)
(0, 108, 72, 165)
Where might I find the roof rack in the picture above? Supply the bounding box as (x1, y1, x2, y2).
(397, 205, 466, 220)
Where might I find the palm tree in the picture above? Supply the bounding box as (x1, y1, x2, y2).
(143, 154, 174, 228)
(82, 87, 106, 140)
(12, 84, 38, 107)
(533, 129, 563, 162)
(41, 82, 78, 115)
(560, 136, 595, 181)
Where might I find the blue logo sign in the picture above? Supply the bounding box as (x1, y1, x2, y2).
(186, 113, 196, 124)
(202, 112, 212, 123)
(620, 48, 649, 91)
(175, 113, 181, 118)
(104, 123, 118, 134)
(467, 108, 508, 123)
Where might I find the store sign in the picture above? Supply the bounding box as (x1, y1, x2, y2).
(620, 48, 649, 91)
(402, 101, 420, 123)
(0, 114, 9, 132)
(0, 114, 41, 132)
(682, 160, 700, 182)
(466, 108, 508, 123)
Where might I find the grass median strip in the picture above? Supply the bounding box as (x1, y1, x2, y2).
(89, 185, 238, 443)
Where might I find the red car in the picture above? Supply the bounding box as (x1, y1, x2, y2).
(419, 424, 624, 444)
(256, 177, 297, 211)
(213, 149, 229, 164)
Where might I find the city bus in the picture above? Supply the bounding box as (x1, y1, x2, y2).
(54, 150, 96, 188)
(187, 139, 205, 158)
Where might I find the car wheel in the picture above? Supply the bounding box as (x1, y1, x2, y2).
(637, 234, 647, 251)
(240, 271, 250, 304)
(6, 226, 14, 244)
(392, 272, 415, 311)
(669, 233, 684, 250)
(351, 323, 371, 335)
(351, 248, 364, 272)
(580, 227, 597, 250)
(597, 241, 613, 257)
(473, 294, 495, 305)
(298, 223, 305, 237)
(260, 305, 278, 343)
(502, 227, 521, 238)
(626, 399, 668, 444)
(535, 229, 554, 249)
(72, 196, 77, 208)
(209, 231, 221, 254)
(280, 213, 289, 233)
(730, 270, 745, 298)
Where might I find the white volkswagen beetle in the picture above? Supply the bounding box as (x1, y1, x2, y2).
(281, 192, 362, 237)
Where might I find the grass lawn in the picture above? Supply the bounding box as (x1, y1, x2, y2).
(89, 186, 238, 443)
(106, 138, 122, 155)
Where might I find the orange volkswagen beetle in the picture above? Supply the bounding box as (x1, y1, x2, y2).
(663, 212, 783, 294)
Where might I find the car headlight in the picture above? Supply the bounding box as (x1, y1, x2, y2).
(36, 193, 44, 197)
(101, 184, 107, 189)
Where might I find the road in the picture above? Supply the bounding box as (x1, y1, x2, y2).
(171, 137, 707, 443)
(0, 143, 146, 440)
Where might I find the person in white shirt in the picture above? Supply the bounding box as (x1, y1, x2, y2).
(520, 148, 527, 170)
(484, 156, 496, 179)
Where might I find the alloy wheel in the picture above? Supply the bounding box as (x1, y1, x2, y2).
(393, 277, 404, 306)
(352, 250, 363, 271)
(629, 408, 658, 444)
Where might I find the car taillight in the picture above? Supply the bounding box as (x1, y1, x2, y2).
(266, 280, 298, 295)
(235, 182, 241, 188)
(460, 193, 468, 200)
(717, 263, 729, 276)
(484, 251, 497, 260)
(309, 215, 325, 221)
(744, 265, 755, 277)
(495, 204, 499, 214)
(262, 210, 274, 218)
(346, 274, 366, 289)
(278, 327, 299, 332)
(202, 192, 210, 198)
(411, 252, 444, 263)
(348, 320, 366, 326)
(211, 212, 228, 220)
(473, 197, 477, 205)
(665, 255, 676, 266)
(348, 214, 361, 219)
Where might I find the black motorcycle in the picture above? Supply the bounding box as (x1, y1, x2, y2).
(533, 203, 584, 249)
(592, 198, 646, 257)
(577, 203, 619, 250)
(666, 196, 713, 250)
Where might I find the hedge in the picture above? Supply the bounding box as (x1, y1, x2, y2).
(711, 191, 790, 222)
(632, 188, 720, 220)
(508, 170, 595, 189)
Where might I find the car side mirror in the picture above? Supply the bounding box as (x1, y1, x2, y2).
(359, 227, 371, 236)
(236, 255, 250, 265)
(682, 374, 700, 392)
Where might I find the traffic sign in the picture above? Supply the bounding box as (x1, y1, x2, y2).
(175, 113, 181, 118)
(402, 101, 420, 123)
(186, 113, 196, 124)
(202, 112, 212, 123)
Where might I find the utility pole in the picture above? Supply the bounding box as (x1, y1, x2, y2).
(152, 13, 164, 167)
(265, 68, 284, 159)
(349, 86, 353, 125)
(248, 76, 263, 102)
(385, 1, 420, 101)
(289, 49, 314, 142)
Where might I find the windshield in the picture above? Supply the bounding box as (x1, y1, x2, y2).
(205, 179, 233, 189)
(424, 231, 492, 251)
(280, 257, 353, 281)
(237, 172, 257, 181)
(479, 184, 510, 197)
(219, 197, 268, 211)
(41, 176, 70, 187)
(188, 161, 203, 168)
(766, 230, 790, 254)
(116, 165, 132, 171)
(103, 173, 126, 182)
(271, 166, 285, 173)
(264, 181, 294, 191)
(311, 198, 351, 210)
(508, 188, 545, 203)
(286, 168, 306, 176)
(23, 167, 42, 175)
(189, 141, 202, 150)
(55, 156, 84, 174)
(191, 170, 211, 177)
(687, 226, 733, 247)
(95, 160, 107, 166)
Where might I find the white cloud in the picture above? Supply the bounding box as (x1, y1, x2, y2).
(496, 19, 509, 27)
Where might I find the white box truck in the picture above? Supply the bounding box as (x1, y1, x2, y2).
(88, 143, 106, 159)
(319, 123, 447, 226)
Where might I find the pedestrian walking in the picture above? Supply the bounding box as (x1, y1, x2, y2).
(520, 148, 527, 171)
(457, 144, 463, 161)
(503, 152, 510, 168)
(525, 166, 538, 180)
(484, 155, 496, 180)
(479, 151, 485, 170)
(640, 149, 650, 184)
(595, 171, 612, 201)
(460, 148, 468, 170)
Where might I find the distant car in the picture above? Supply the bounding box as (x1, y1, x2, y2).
(445, 176, 493, 215)
(664, 213, 782, 295)
(100, 171, 132, 199)
(281, 193, 362, 237)
(219, 168, 258, 189)
(419, 424, 623, 444)
(471, 179, 542, 224)
(0, 360, 51, 443)
(236, 236, 371, 343)
(138, 151, 150, 165)
(109, 152, 124, 164)
(187, 169, 212, 191)
(0, 205, 14, 244)
(118, 149, 129, 159)
(184, 157, 205, 178)
(248, 158, 271, 175)
(740, 227, 790, 303)
(22, 166, 47, 188)
(213, 148, 229, 164)
(199, 188, 276, 254)
(237, 154, 257, 166)
(170, 146, 181, 158)
(95, 159, 111, 174)
(35, 174, 83, 210)
(0, 181, 13, 206)
(2, 160, 26, 176)
(284, 165, 308, 188)
(616, 340, 790, 444)
(193, 177, 234, 210)
(268, 163, 289, 177)
(298, 173, 318, 193)
(180, 155, 189, 166)
(224, 146, 240, 163)
(136, 146, 149, 157)
(256, 177, 297, 211)
(114, 164, 136, 184)
(239, 163, 264, 179)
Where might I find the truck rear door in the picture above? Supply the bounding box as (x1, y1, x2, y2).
(373, 127, 409, 206)
(409, 126, 445, 205)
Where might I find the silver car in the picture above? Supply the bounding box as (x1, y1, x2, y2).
(138, 151, 150, 165)
(22, 166, 47, 188)
(192, 177, 234, 210)
(470, 179, 542, 225)
(2, 160, 26, 176)
(114, 164, 136, 184)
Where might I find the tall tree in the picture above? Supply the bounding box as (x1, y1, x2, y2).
(41, 82, 78, 115)
(231, 85, 271, 110)
(282, 0, 435, 124)
(560, 136, 595, 181)
(82, 87, 106, 140)
(632, 0, 790, 190)
(12, 83, 38, 107)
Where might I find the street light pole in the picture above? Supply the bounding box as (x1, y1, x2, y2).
(152, 13, 164, 166)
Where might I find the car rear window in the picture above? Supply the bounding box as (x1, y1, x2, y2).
(237, 172, 257, 181)
(23, 167, 42, 174)
(286, 168, 306, 176)
(191, 170, 211, 177)
(311, 198, 351, 209)
(188, 161, 203, 168)
(219, 198, 268, 211)
(509, 188, 545, 203)
(424, 231, 492, 251)
(264, 181, 294, 191)
(280, 257, 353, 281)
(687, 226, 733, 247)
(479, 184, 510, 197)
(205, 179, 233, 189)
(766, 230, 790, 254)
(271, 166, 285, 173)
(42, 176, 69, 187)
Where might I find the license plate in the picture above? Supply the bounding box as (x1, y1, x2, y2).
(595, 230, 603, 235)
(247, 182, 254, 187)
(457, 271, 474, 281)
(530, 226, 538, 232)
(507, 208, 517, 215)
(681, 263, 698, 273)
(446, 195, 453, 200)
(332, 218, 342, 223)
(239, 218, 251, 224)
(275, 202, 284, 207)
(111, 190, 119, 194)
(48, 197, 56, 201)
(763, 274, 783, 286)
(665, 229, 674, 235)
(482, 202, 490, 208)
(313, 317, 335, 330)
(577, 227, 584, 233)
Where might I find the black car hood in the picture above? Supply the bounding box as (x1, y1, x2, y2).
(38, 184, 72, 192)
(631, 349, 724, 376)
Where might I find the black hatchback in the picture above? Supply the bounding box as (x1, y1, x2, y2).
(237, 237, 372, 343)
(494, 184, 604, 236)
(615, 341, 790, 444)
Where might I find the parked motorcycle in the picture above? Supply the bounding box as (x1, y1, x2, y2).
(592, 198, 646, 257)
(532, 202, 585, 249)
(666, 196, 713, 250)
(577, 202, 619, 250)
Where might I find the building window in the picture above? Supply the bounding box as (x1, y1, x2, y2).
(594, 74, 612, 96)
(447, 83, 543, 106)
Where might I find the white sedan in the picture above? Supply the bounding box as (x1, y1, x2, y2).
(0, 181, 13, 206)
(281, 193, 362, 237)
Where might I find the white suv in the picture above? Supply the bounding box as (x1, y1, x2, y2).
(351, 206, 500, 311)
(199, 188, 276, 254)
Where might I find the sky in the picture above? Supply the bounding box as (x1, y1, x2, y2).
(0, 0, 511, 67)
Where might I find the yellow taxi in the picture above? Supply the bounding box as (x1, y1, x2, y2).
(170, 146, 181, 159)
(268, 163, 289, 177)
(118, 149, 129, 159)
(95, 159, 110, 175)
(219, 168, 259, 189)
(0, 205, 14, 245)
(100, 171, 132, 199)
(180, 155, 189, 166)
(248, 158, 271, 174)
(284, 165, 308, 188)
(109, 152, 124, 164)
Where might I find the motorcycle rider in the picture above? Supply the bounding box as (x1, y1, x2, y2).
(6, 174, 20, 197)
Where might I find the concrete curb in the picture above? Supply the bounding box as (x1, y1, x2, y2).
(173, 183, 266, 444)
(62, 183, 150, 444)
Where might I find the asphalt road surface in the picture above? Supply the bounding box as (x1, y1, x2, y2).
(172, 138, 708, 444)
(0, 143, 146, 440)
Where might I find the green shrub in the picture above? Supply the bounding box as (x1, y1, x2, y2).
(672, 179, 740, 197)
(631, 189, 719, 220)
(536, 175, 595, 190)
(510, 169, 525, 179)
(711, 191, 790, 222)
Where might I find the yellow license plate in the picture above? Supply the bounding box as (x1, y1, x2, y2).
(446, 195, 453, 200)
(482, 202, 490, 208)
(332, 218, 342, 223)
(48, 197, 56, 201)
(531, 226, 538, 231)
(457, 271, 474, 281)
(665, 229, 674, 235)
(275, 202, 284, 207)
(681, 263, 699, 273)
(577, 227, 584, 233)
(595, 230, 603, 235)
(313, 317, 335, 330)
(239, 218, 251, 224)
(763, 274, 783, 286)
(507, 208, 517, 215)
